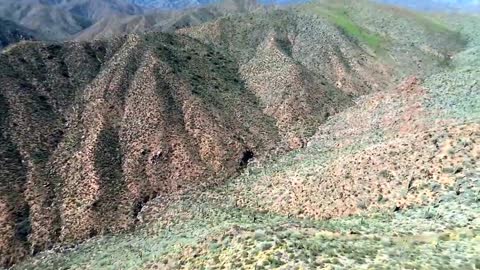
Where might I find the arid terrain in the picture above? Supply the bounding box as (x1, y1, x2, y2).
(0, 0, 479, 269)
(0, 0, 262, 49)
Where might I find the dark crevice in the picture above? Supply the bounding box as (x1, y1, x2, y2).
(88, 228, 98, 238)
(239, 150, 255, 169)
(132, 195, 150, 223)
(93, 126, 126, 214)
(14, 204, 31, 243)
(0, 93, 30, 266)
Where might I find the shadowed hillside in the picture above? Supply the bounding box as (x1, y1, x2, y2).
(0, 19, 37, 49)
(0, 32, 288, 266)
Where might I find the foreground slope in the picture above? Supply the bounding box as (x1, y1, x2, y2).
(0, 6, 381, 262)
(0, 1, 472, 269)
(12, 10, 480, 270)
(0, 32, 287, 267)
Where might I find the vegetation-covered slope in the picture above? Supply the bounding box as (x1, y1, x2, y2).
(180, 2, 464, 142)
(0, 1, 476, 269)
(0, 32, 286, 267)
(13, 12, 480, 269)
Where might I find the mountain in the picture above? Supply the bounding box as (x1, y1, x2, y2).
(1, 0, 474, 48)
(1, 0, 477, 269)
(0, 19, 37, 49)
(75, 0, 261, 41)
(129, 0, 480, 10)
(0, 0, 144, 40)
(128, 0, 313, 9)
(130, 0, 218, 9)
(0, 0, 477, 49)
(0, 0, 259, 45)
(0, 32, 284, 267)
(128, 0, 308, 9)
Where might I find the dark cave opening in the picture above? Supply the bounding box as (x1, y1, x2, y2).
(239, 150, 255, 168)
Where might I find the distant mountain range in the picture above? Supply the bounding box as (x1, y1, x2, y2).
(128, 0, 308, 9)
(0, 0, 143, 41)
(0, 0, 478, 48)
(127, 0, 480, 10)
(0, 0, 262, 48)
(75, 0, 261, 41)
(378, 0, 480, 11)
(129, 0, 216, 9)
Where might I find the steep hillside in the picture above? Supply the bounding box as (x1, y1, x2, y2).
(12, 13, 480, 270)
(0, 19, 36, 49)
(0, 32, 294, 267)
(180, 4, 464, 142)
(0, 1, 474, 269)
(2, 7, 399, 260)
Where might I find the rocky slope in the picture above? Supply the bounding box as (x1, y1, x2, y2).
(0, 1, 474, 269)
(11, 11, 478, 270)
(0, 32, 287, 267)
